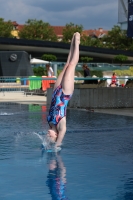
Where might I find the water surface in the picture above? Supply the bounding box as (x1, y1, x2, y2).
(0, 103, 133, 200)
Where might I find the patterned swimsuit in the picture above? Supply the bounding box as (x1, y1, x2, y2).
(47, 85, 72, 126)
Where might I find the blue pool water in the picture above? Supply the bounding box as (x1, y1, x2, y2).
(0, 103, 133, 200)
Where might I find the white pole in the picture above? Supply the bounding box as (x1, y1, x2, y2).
(53, 64, 57, 77)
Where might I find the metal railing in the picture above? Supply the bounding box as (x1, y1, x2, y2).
(0, 77, 29, 96)
(0, 76, 133, 95)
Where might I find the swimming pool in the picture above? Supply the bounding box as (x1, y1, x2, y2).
(0, 103, 133, 200)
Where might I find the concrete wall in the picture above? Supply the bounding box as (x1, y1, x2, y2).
(47, 88, 133, 108)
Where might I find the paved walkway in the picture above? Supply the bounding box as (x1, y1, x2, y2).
(0, 91, 133, 117)
(0, 91, 46, 105)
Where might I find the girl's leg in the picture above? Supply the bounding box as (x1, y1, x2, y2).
(53, 34, 75, 91)
(61, 32, 80, 95)
(66, 33, 76, 65)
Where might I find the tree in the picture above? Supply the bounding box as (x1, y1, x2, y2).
(41, 54, 57, 62)
(19, 19, 57, 41)
(62, 22, 83, 42)
(0, 18, 13, 38)
(114, 54, 128, 66)
(80, 34, 105, 47)
(90, 38, 103, 48)
(102, 25, 122, 49)
(80, 56, 93, 63)
(102, 25, 133, 50)
(80, 35, 91, 46)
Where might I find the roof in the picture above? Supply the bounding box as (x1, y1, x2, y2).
(17, 25, 25, 31)
(11, 21, 108, 38)
(82, 28, 108, 38)
(12, 21, 19, 26)
(51, 26, 65, 37)
(13, 24, 65, 38)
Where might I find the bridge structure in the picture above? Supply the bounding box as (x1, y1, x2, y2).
(0, 37, 133, 63)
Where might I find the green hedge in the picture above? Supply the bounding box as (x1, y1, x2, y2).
(90, 70, 103, 77)
(33, 66, 103, 78)
(33, 67, 47, 76)
(113, 67, 133, 76)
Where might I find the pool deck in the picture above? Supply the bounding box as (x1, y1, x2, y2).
(0, 91, 46, 105)
(0, 91, 133, 117)
(94, 108, 133, 117)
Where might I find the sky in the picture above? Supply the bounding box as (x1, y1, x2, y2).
(0, 0, 119, 30)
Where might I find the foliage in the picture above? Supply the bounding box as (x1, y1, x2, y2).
(90, 70, 103, 77)
(62, 22, 83, 42)
(41, 54, 57, 62)
(80, 35, 91, 46)
(130, 66, 133, 72)
(33, 66, 46, 76)
(18, 19, 57, 41)
(102, 25, 133, 50)
(114, 67, 133, 76)
(90, 38, 103, 47)
(114, 54, 128, 65)
(80, 34, 106, 47)
(80, 56, 93, 63)
(0, 18, 13, 38)
(57, 69, 62, 76)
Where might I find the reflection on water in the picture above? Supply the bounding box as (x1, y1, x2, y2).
(46, 153, 68, 200)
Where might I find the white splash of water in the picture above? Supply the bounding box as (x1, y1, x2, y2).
(33, 132, 61, 152)
(33, 132, 47, 147)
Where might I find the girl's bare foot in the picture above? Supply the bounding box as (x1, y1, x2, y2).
(75, 32, 80, 44)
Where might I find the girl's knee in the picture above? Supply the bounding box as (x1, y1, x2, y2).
(67, 62, 76, 68)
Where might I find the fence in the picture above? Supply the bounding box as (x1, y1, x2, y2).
(0, 76, 56, 96)
(0, 76, 133, 93)
(1, 76, 133, 108)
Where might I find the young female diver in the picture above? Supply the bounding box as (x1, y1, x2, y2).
(46, 32, 80, 150)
